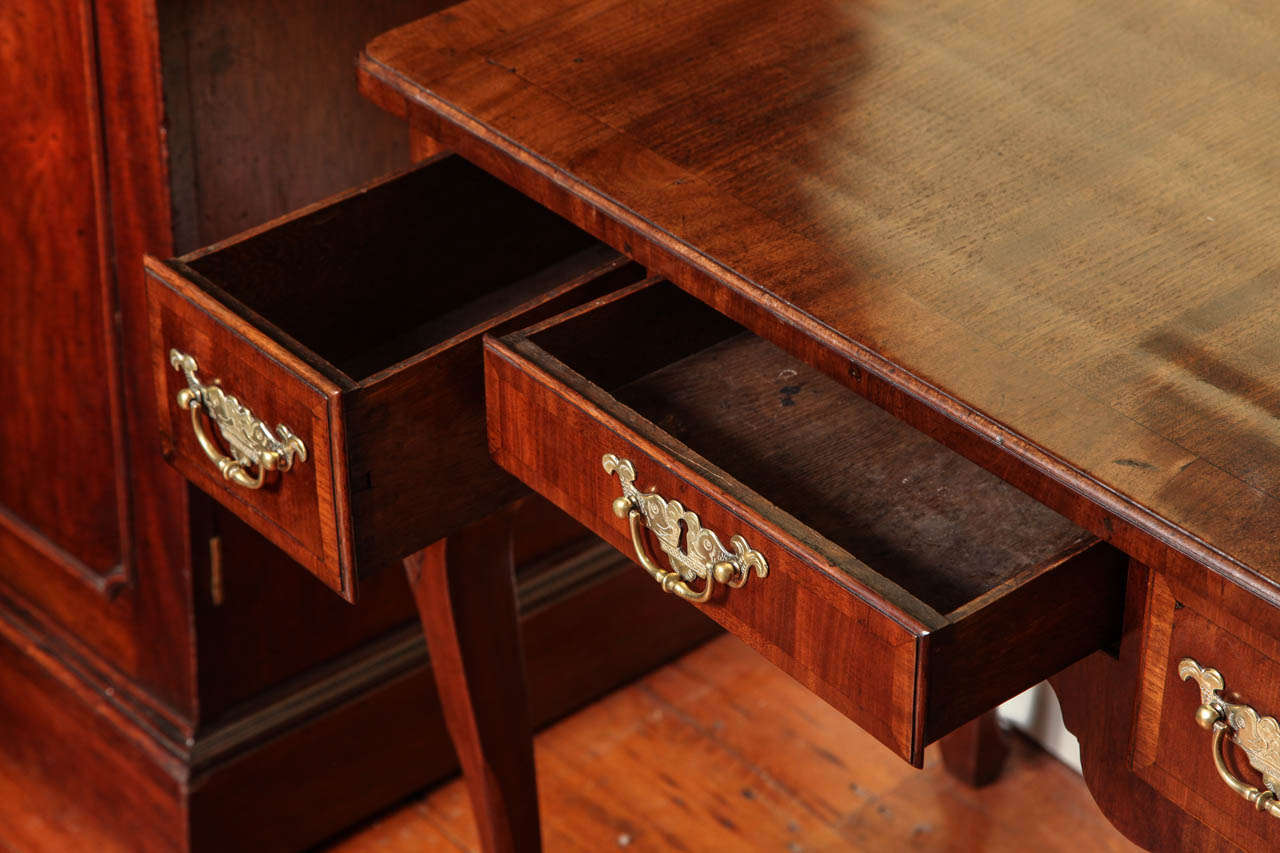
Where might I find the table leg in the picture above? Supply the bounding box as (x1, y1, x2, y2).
(410, 125, 448, 161)
(403, 509, 541, 853)
(939, 709, 1009, 788)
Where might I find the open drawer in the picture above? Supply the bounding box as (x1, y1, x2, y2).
(484, 280, 1128, 764)
(145, 155, 641, 601)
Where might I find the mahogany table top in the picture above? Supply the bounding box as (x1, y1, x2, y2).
(361, 0, 1280, 592)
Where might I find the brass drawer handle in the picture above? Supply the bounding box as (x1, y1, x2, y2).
(169, 349, 307, 490)
(603, 454, 768, 602)
(1181, 658, 1280, 818)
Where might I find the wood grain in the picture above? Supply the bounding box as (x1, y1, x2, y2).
(190, 494, 589, 719)
(145, 157, 639, 596)
(343, 253, 642, 571)
(159, 0, 456, 250)
(3, 2, 708, 849)
(0, 0, 201, 739)
(487, 318, 923, 760)
(331, 635, 1140, 853)
(179, 157, 602, 380)
(0, 508, 716, 853)
(1129, 569, 1280, 851)
(0, 597, 185, 853)
(89, 0, 201, 721)
(1053, 561, 1247, 852)
(485, 280, 1124, 762)
(0, 0, 124, 584)
(184, 526, 716, 853)
(610, 328, 1090, 615)
(406, 509, 540, 853)
(411, 125, 449, 161)
(359, 0, 1280, 607)
(147, 256, 349, 593)
(940, 711, 1010, 789)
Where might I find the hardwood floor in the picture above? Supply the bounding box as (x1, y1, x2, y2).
(328, 636, 1139, 851)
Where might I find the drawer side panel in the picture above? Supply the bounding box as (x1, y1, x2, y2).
(925, 540, 1126, 742)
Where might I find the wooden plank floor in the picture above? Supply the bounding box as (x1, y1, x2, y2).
(328, 635, 1139, 852)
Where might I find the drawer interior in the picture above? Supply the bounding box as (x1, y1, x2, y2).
(524, 281, 1093, 618)
(179, 155, 606, 382)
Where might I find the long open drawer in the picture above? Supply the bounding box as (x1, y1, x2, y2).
(484, 279, 1127, 764)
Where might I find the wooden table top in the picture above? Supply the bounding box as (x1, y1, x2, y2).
(361, 0, 1280, 593)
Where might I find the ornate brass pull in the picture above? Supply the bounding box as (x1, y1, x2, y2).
(1180, 658, 1280, 818)
(170, 349, 306, 490)
(603, 454, 767, 603)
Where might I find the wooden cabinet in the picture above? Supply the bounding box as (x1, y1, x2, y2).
(0, 2, 717, 850)
(0, 0, 194, 747)
(0, 0, 125, 590)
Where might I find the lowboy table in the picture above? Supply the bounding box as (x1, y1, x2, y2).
(147, 0, 1280, 850)
(356, 2, 1280, 850)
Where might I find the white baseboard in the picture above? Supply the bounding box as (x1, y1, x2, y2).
(997, 681, 1081, 773)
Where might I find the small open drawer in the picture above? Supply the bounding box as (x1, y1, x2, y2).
(484, 280, 1127, 763)
(146, 155, 640, 600)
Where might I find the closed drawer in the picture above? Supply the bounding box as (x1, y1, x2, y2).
(484, 279, 1127, 763)
(1134, 570, 1280, 851)
(146, 155, 640, 600)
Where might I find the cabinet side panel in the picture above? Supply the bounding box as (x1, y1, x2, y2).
(0, 0, 124, 579)
(0, 611, 185, 853)
(160, 0, 455, 250)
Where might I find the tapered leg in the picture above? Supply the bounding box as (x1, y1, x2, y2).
(404, 509, 541, 853)
(939, 709, 1010, 788)
(409, 125, 447, 161)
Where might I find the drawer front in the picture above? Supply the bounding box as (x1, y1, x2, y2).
(147, 265, 351, 595)
(1134, 571, 1280, 851)
(485, 337, 924, 759)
